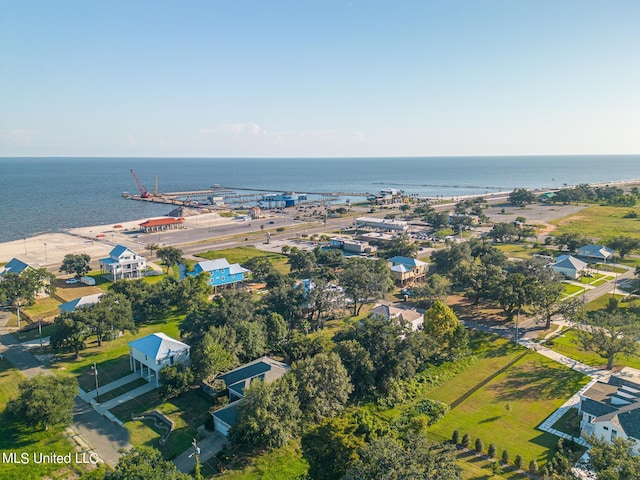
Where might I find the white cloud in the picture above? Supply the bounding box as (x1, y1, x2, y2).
(0, 128, 35, 146)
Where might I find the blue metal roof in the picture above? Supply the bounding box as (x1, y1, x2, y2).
(128, 333, 189, 360)
(0, 258, 32, 276)
(109, 245, 130, 258)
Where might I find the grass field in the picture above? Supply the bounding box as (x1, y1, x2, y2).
(548, 329, 640, 370)
(495, 243, 538, 259)
(0, 359, 86, 480)
(550, 205, 640, 241)
(428, 352, 589, 467)
(562, 283, 586, 297)
(111, 388, 214, 460)
(196, 246, 290, 274)
(21, 297, 61, 321)
(217, 441, 309, 480)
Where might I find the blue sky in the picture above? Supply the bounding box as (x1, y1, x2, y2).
(1, 0, 639, 157)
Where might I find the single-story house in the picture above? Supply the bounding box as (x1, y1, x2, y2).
(578, 367, 640, 455)
(128, 333, 190, 388)
(577, 244, 615, 263)
(330, 237, 377, 254)
(59, 293, 104, 314)
(188, 258, 250, 290)
(139, 217, 185, 233)
(388, 256, 429, 285)
(212, 357, 290, 437)
(99, 245, 147, 281)
(371, 303, 424, 331)
(550, 255, 588, 280)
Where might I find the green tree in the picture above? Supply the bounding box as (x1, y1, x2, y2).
(265, 312, 288, 351)
(301, 416, 366, 480)
(514, 454, 524, 470)
(60, 253, 91, 278)
(412, 273, 451, 306)
(584, 435, 640, 480)
(422, 300, 468, 361)
(145, 243, 160, 256)
(288, 248, 316, 274)
(495, 272, 535, 320)
(0, 268, 56, 306)
(335, 339, 376, 399)
(461, 433, 470, 449)
(105, 446, 191, 480)
(159, 364, 194, 399)
(452, 261, 504, 305)
(230, 374, 302, 449)
(509, 188, 535, 206)
(576, 310, 640, 369)
(156, 246, 184, 274)
(488, 222, 520, 243)
(292, 352, 353, 421)
(554, 232, 591, 253)
(380, 234, 418, 259)
(501, 449, 510, 465)
(429, 242, 472, 274)
(89, 292, 135, 346)
(528, 459, 539, 475)
(400, 203, 411, 219)
(339, 258, 393, 315)
(241, 256, 275, 280)
(529, 267, 566, 329)
(606, 235, 640, 260)
(344, 435, 462, 480)
(475, 438, 484, 455)
(174, 272, 212, 312)
(487, 443, 496, 459)
(7, 374, 77, 430)
(190, 332, 235, 382)
(50, 310, 91, 358)
(452, 429, 460, 444)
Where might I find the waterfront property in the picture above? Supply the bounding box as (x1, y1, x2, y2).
(188, 258, 250, 290)
(370, 303, 424, 331)
(0, 257, 38, 278)
(99, 245, 147, 281)
(356, 216, 409, 232)
(550, 254, 588, 280)
(59, 293, 103, 314)
(387, 256, 428, 285)
(577, 244, 615, 263)
(212, 357, 290, 436)
(578, 367, 640, 455)
(139, 217, 185, 233)
(128, 333, 191, 388)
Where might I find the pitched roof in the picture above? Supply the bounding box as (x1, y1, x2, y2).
(109, 245, 132, 257)
(196, 258, 231, 272)
(580, 397, 617, 417)
(388, 256, 428, 267)
(228, 264, 251, 275)
(128, 333, 189, 360)
(212, 401, 241, 426)
(139, 217, 184, 227)
(217, 357, 289, 394)
(59, 293, 104, 313)
(551, 255, 588, 271)
(578, 244, 614, 257)
(618, 406, 640, 440)
(390, 264, 411, 273)
(0, 258, 35, 276)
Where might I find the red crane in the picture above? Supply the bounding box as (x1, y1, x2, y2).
(130, 169, 151, 198)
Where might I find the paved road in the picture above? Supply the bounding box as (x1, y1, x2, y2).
(173, 432, 227, 474)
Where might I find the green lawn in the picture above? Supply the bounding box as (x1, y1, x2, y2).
(51, 313, 184, 391)
(585, 294, 627, 312)
(14, 324, 57, 343)
(21, 297, 61, 321)
(427, 353, 589, 468)
(594, 263, 627, 274)
(547, 329, 640, 370)
(196, 246, 290, 274)
(550, 205, 640, 241)
(562, 283, 586, 297)
(218, 441, 309, 480)
(111, 388, 214, 460)
(0, 359, 86, 480)
(578, 273, 608, 285)
(495, 243, 537, 260)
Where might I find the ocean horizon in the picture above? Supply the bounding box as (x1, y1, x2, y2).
(1, 155, 640, 244)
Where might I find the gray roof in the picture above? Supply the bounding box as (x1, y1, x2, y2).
(212, 401, 241, 427)
(580, 397, 617, 417)
(619, 406, 640, 440)
(551, 255, 587, 271)
(217, 357, 289, 396)
(59, 293, 104, 313)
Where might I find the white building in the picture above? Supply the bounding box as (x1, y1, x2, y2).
(99, 245, 146, 281)
(371, 303, 424, 332)
(128, 333, 190, 388)
(550, 255, 588, 280)
(578, 367, 640, 455)
(59, 293, 104, 314)
(355, 216, 409, 232)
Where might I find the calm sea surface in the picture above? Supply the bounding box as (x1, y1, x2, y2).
(1, 156, 639, 243)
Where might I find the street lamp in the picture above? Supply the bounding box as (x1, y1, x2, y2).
(43, 243, 48, 262)
(91, 363, 100, 403)
(23, 238, 27, 254)
(38, 317, 43, 347)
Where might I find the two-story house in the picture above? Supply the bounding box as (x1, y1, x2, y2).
(387, 256, 429, 286)
(128, 333, 190, 388)
(188, 258, 250, 291)
(99, 245, 146, 281)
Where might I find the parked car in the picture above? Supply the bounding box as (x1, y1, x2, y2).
(65, 278, 80, 285)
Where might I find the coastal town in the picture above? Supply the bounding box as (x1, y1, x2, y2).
(1, 182, 640, 480)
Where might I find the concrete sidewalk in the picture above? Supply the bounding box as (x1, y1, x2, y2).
(173, 432, 227, 473)
(96, 382, 156, 411)
(85, 372, 140, 400)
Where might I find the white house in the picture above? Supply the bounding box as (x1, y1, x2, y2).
(577, 244, 615, 263)
(371, 303, 424, 332)
(211, 357, 289, 437)
(128, 333, 190, 388)
(355, 217, 409, 232)
(550, 255, 588, 280)
(59, 293, 104, 314)
(578, 367, 640, 456)
(99, 245, 146, 281)
(0, 258, 38, 278)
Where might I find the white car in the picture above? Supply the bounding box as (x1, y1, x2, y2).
(65, 278, 80, 285)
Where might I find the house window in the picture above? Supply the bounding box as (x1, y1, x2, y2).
(603, 426, 609, 431)
(221, 276, 225, 281)
(145, 355, 148, 361)
(611, 430, 617, 440)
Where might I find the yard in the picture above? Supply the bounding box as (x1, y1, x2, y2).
(495, 243, 539, 260)
(549, 205, 640, 241)
(547, 329, 640, 370)
(196, 246, 290, 274)
(215, 441, 309, 480)
(561, 283, 586, 298)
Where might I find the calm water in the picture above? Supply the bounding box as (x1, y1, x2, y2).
(1, 155, 639, 243)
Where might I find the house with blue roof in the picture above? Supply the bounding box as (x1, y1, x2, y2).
(550, 254, 588, 280)
(387, 256, 428, 286)
(188, 258, 250, 291)
(0, 258, 37, 279)
(59, 293, 104, 314)
(128, 332, 190, 388)
(577, 244, 615, 263)
(211, 357, 289, 436)
(99, 245, 146, 282)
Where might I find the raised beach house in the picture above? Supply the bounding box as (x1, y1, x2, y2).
(128, 333, 190, 388)
(99, 245, 147, 281)
(387, 256, 429, 285)
(188, 258, 250, 291)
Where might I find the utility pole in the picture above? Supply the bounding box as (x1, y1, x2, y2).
(92, 363, 100, 403)
(38, 317, 43, 348)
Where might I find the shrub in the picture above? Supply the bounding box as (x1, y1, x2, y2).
(475, 438, 484, 455)
(487, 443, 496, 459)
(529, 459, 539, 475)
(501, 449, 510, 465)
(452, 429, 460, 444)
(461, 433, 470, 449)
(514, 454, 524, 470)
